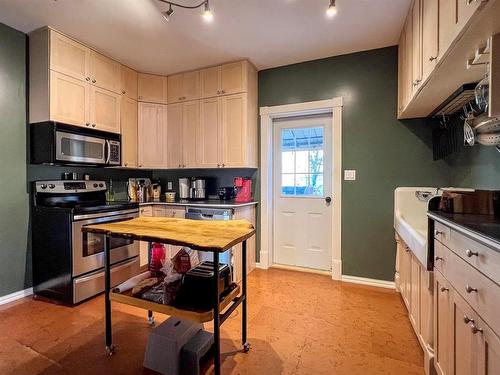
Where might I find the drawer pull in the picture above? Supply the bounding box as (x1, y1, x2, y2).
(465, 249, 479, 257)
(435, 256, 443, 261)
(435, 230, 444, 236)
(463, 315, 475, 324)
(465, 284, 478, 294)
(440, 287, 449, 292)
(470, 324, 483, 334)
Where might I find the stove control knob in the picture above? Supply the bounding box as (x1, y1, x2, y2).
(40, 184, 47, 190)
(93, 183, 98, 188)
(99, 183, 104, 188)
(48, 184, 55, 189)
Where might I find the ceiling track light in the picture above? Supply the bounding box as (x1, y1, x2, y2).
(158, 0, 213, 22)
(326, 0, 337, 17)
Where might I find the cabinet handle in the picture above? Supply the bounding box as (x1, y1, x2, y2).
(465, 249, 479, 257)
(463, 315, 475, 324)
(435, 256, 443, 261)
(222, 163, 225, 167)
(217, 163, 220, 167)
(465, 284, 478, 294)
(92, 79, 96, 83)
(429, 56, 437, 62)
(471, 324, 483, 334)
(92, 124, 96, 128)
(122, 90, 126, 94)
(139, 164, 143, 167)
(86, 77, 90, 81)
(86, 122, 90, 127)
(124, 163, 128, 166)
(221, 89, 226, 94)
(217, 90, 221, 95)
(440, 287, 449, 292)
(435, 230, 444, 236)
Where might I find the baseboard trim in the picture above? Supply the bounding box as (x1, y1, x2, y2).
(341, 275, 396, 289)
(0, 287, 33, 306)
(255, 262, 267, 270)
(271, 263, 332, 276)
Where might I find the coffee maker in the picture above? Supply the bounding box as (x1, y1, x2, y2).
(179, 177, 206, 200)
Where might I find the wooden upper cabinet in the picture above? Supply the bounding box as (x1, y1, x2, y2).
(221, 61, 247, 95)
(138, 73, 168, 104)
(167, 71, 201, 103)
(138, 102, 167, 168)
(201, 66, 221, 98)
(121, 65, 138, 100)
(199, 97, 221, 168)
(121, 97, 138, 167)
(166, 103, 183, 168)
(50, 30, 90, 82)
(457, 0, 484, 33)
(411, 0, 422, 92)
(90, 86, 121, 133)
(90, 51, 121, 93)
(182, 100, 200, 168)
(438, 0, 457, 60)
(421, 0, 439, 82)
(221, 93, 246, 167)
(50, 70, 89, 127)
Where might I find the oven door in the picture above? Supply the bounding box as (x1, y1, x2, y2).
(72, 210, 139, 277)
(56, 131, 106, 165)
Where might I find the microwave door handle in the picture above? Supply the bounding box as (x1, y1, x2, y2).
(105, 140, 111, 164)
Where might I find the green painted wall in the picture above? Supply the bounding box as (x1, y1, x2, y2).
(258, 46, 450, 281)
(0, 23, 28, 296)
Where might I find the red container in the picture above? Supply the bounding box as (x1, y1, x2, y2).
(149, 243, 166, 276)
(235, 177, 252, 202)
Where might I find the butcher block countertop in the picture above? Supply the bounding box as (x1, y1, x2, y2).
(82, 217, 255, 252)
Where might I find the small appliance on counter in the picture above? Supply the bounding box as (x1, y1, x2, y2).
(164, 191, 176, 202)
(152, 179, 162, 201)
(179, 178, 190, 200)
(218, 186, 237, 200)
(189, 177, 206, 200)
(234, 177, 252, 203)
(127, 178, 153, 203)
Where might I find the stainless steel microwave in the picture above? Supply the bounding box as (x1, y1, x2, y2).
(31, 122, 121, 166)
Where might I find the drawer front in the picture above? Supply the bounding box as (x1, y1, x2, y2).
(140, 205, 153, 217)
(164, 206, 185, 218)
(437, 242, 500, 335)
(448, 228, 500, 287)
(434, 221, 451, 247)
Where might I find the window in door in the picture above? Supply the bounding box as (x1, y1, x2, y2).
(280, 126, 324, 197)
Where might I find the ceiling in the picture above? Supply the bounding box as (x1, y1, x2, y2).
(0, 0, 411, 75)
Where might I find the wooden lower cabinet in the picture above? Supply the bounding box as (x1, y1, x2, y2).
(434, 270, 452, 375)
(409, 254, 421, 331)
(232, 205, 257, 283)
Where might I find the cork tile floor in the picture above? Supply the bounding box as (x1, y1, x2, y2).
(0, 269, 424, 375)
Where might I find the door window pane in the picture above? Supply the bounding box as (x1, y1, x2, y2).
(280, 126, 324, 197)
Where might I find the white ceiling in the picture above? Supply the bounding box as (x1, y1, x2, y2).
(0, 0, 411, 75)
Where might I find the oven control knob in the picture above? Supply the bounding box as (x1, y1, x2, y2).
(40, 184, 47, 190)
(93, 183, 98, 188)
(99, 183, 104, 188)
(48, 184, 55, 189)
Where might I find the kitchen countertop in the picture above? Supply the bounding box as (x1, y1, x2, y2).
(138, 199, 258, 209)
(428, 210, 500, 252)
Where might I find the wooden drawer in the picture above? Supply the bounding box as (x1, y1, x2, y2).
(153, 206, 165, 217)
(448, 228, 500, 287)
(164, 206, 185, 218)
(436, 241, 500, 335)
(139, 205, 153, 217)
(434, 221, 451, 246)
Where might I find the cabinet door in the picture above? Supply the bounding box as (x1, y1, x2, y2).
(401, 246, 412, 309)
(199, 97, 221, 168)
(90, 51, 121, 93)
(90, 86, 121, 133)
(404, 15, 413, 107)
(201, 66, 221, 98)
(452, 290, 480, 375)
(182, 71, 201, 101)
(166, 103, 183, 168)
(438, 0, 457, 60)
(138, 73, 168, 104)
(182, 100, 200, 168)
(138, 102, 166, 168)
(121, 65, 138, 100)
(221, 61, 246, 95)
(167, 73, 184, 103)
(434, 270, 452, 375)
(50, 30, 90, 82)
(221, 93, 246, 167)
(421, 0, 439, 81)
(398, 31, 406, 116)
(411, 0, 422, 92)
(50, 71, 90, 127)
(457, 0, 483, 32)
(409, 255, 421, 332)
(477, 315, 500, 375)
(121, 97, 138, 167)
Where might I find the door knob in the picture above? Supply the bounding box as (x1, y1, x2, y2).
(325, 196, 332, 203)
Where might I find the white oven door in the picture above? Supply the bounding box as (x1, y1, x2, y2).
(72, 210, 139, 277)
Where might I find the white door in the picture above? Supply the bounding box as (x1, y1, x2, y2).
(273, 114, 333, 271)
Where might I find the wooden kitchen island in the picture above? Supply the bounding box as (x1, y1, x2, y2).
(82, 217, 256, 375)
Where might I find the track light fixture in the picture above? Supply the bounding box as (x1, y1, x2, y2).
(326, 0, 337, 17)
(158, 0, 214, 22)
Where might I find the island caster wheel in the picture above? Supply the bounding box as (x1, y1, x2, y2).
(243, 342, 251, 353)
(105, 344, 116, 356)
(148, 315, 155, 326)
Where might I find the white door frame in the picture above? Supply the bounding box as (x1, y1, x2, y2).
(259, 98, 343, 280)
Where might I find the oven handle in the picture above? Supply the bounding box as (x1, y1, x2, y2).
(73, 209, 139, 221)
(74, 212, 138, 226)
(105, 140, 111, 164)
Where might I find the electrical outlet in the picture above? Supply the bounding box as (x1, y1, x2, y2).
(167, 181, 173, 190)
(344, 170, 356, 181)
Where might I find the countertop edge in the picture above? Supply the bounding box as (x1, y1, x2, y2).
(139, 201, 259, 209)
(427, 212, 500, 252)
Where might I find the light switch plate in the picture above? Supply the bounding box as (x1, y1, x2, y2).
(344, 170, 356, 181)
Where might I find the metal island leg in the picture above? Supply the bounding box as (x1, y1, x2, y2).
(213, 251, 221, 375)
(242, 239, 250, 352)
(104, 235, 114, 355)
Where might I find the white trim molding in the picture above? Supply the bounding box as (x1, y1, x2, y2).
(0, 287, 33, 306)
(259, 98, 343, 280)
(341, 275, 396, 289)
